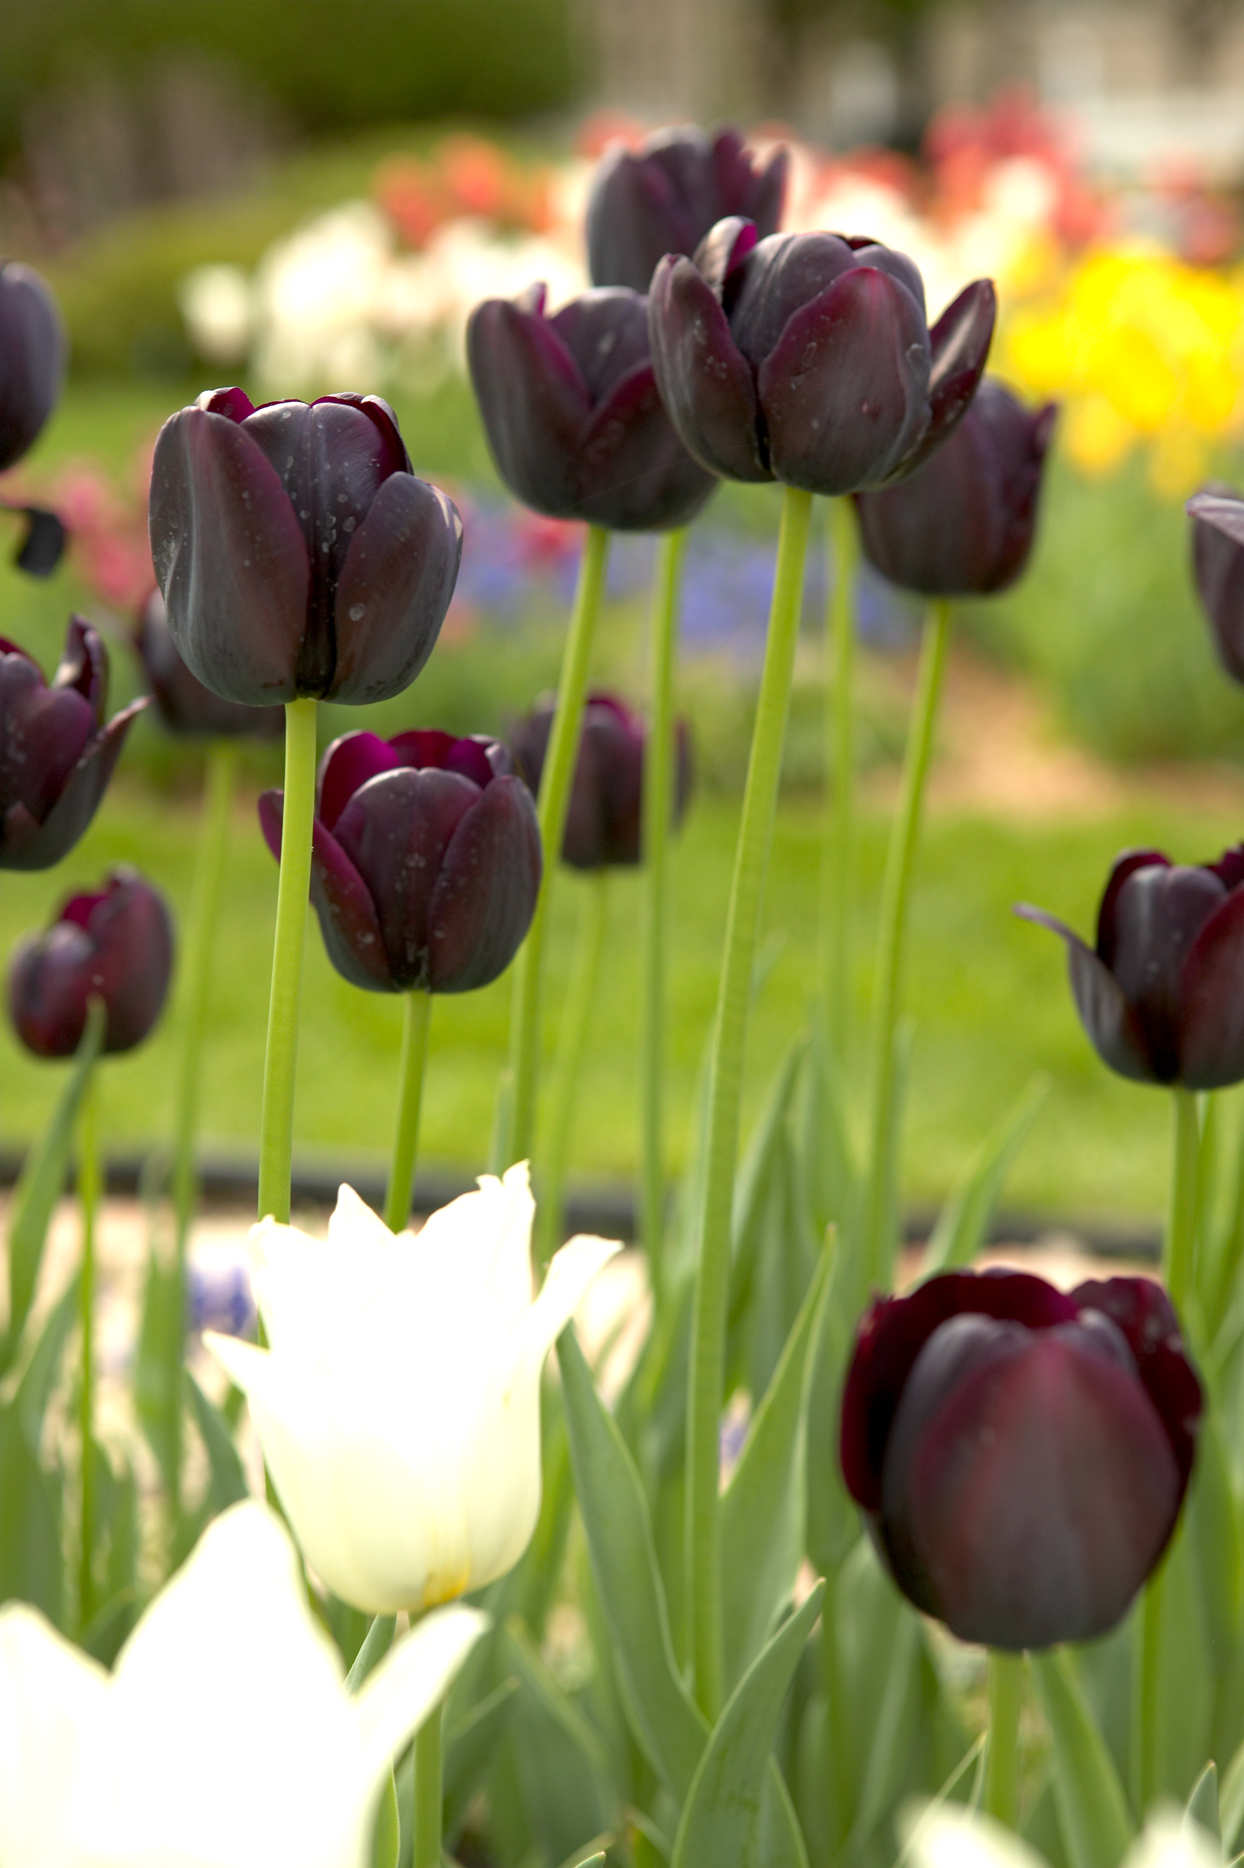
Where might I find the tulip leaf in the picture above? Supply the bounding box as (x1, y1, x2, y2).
(800, 1017, 857, 1246)
(347, 1615, 397, 1694)
(1222, 1734, 1244, 1851)
(14, 1268, 80, 1451)
(721, 1237, 831, 1694)
(730, 1036, 807, 1319)
(134, 1246, 185, 1503)
(444, 1676, 518, 1842)
(557, 1325, 708, 1803)
(562, 1855, 606, 1868)
(370, 1765, 400, 1868)
(1029, 1647, 1134, 1868)
(846, 1606, 923, 1848)
(922, 1074, 1050, 1273)
(504, 1614, 619, 1857)
(3, 1000, 104, 1371)
(1187, 1762, 1221, 1842)
(669, 1583, 823, 1868)
(185, 1369, 248, 1519)
(0, 1403, 63, 1625)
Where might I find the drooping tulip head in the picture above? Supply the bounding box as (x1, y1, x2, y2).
(1018, 845, 1244, 1088)
(509, 690, 692, 868)
(8, 866, 174, 1057)
(0, 617, 147, 871)
(466, 285, 718, 531)
(854, 379, 1057, 596)
(0, 261, 65, 472)
(648, 218, 996, 496)
(259, 728, 541, 994)
(136, 587, 284, 739)
(1187, 485, 1244, 683)
(148, 389, 462, 705)
(587, 125, 788, 292)
(840, 1267, 1202, 1649)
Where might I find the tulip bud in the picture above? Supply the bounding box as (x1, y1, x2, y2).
(1018, 844, 1244, 1088)
(0, 261, 65, 472)
(148, 389, 462, 706)
(509, 690, 691, 868)
(8, 866, 174, 1057)
(1187, 484, 1244, 683)
(840, 1267, 1202, 1649)
(259, 727, 541, 994)
(0, 617, 147, 871)
(648, 219, 996, 496)
(466, 285, 717, 531)
(587, 125, 788, 293)
(854, 379, 1057, 596)
(136, 587, 284, 739)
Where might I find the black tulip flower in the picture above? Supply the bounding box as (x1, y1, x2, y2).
(258, 728, 541, 994)
(466, 286, 717, 531)
(148, 388, 462, 707)
(0, 617, 147, 872)
(509, 690, 691, 868)
(648, 217, 996, 497)
(1018, 846, 1244, 1089)
(587, 125, 788, 293)
(8, 866, 174, 1057)
(840, 1267, 1202, 1650)
(1187, 485, 1244, 683)
(854, 379, 1057, 596)
(136, 587, 284, 739)
(0, 260, 65, 472)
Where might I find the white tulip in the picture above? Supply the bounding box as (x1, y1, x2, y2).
(205, 1164, 620, 1614)
(902, 1803, 1223, 1868)
(0, 1500, 486, 1868)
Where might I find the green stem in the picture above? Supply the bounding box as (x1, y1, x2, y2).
(820, 1565, 855, 1852)
(498, 525, 611, 1171)
(1032, 1647, 1134, 1868)
(820, 496, 858, 1051)
(258, 697, 318, 1224)
(1165, 1087, 1200, 1314)
(641, 527, 687, 1286)
(412, 1701, 443, 1868)
(384, 991, 432, 1234)
(537, 873, 610, 1265)
(686, 483, 814, 1719)
(982, 1650, 1024, 1829)
(862, 598, 952, 1289)
(77, 1063, 101, 1632)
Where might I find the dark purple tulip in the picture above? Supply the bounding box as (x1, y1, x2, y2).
(1018, 845, 1244, 1089)
(840, 1267, 1202, 1650)
(8, 867, 174, 1057)
(648, 217, 996, 497)
(0, 617, 147, 872)
(509, 690, 691, 868)
(587, 125, 788, 293)
(258, 728, 541, 993)
(0, 261, 65, 472)
(854, 379, 1057, 596)
(466, 285, 717, 531)
(136, 588, 284, 739)
(1187, 485, 1244, 683)
(148, 388, 462, 706)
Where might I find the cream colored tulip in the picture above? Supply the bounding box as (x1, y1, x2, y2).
(206, 1163, 619, 1614)
(0, 1500, 485, 1868)
(903, 1805, 1221, 1868)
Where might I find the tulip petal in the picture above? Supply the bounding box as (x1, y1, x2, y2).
(330, 474, 463, 703)
(467, 298, 591, 515)
(1068, 1276, 1202, 1487)
(351, 1604, 488, 1785)
(1180, 884, 1244, 1088)
(648, 254, 770, 482)
(576, 361, 717, 532)
(890, 279, 997, 480)
(317, 730, 401, 832)
(425, 773, 542, 991)
(1190, 489, 1244, 683)
(335, 767, 481, 987)
(1094, 847, 1171, 962)
(759, 267, 932, 495)
(1, 696, 148, 873)
(0, 1606, 106, 1865)
(413, 1162, 536, 1325)
(1014, 905, 1161, 1083)
(260, 790, 393, 992)
(523, 1232, 623, 1371)
(150, 406, 313, 703)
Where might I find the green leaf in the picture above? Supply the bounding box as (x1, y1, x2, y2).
(444, 1676, 518, 1842)
(370, 1766, 400, 1868)
(560, 1855, 606, 1868)
(346, 1614, 397, 1694)
(800, 1018, 857, 1244)
(14, 1270, 80, 1452)
(670, 1583, 823, 1868)
(1187, 1762, 1220, 1842)
(1029, 1647, 1134, 1868)
(185, 1368, 248, 1519)
(504, 1615, 618, 1858)
(846, 1607, 923, 1848)
(134, 1246, 185, 1502)
(922, 1075, 1049, 1273)
(0, 1404, 63, 1625)
(557, 1325, 707, 1803)
(730, 1037, 807, 1314)
(720, 1240, 831, 1694)
(3, 1002, 104, 1371)
(1222, 1732, 1244, 1851)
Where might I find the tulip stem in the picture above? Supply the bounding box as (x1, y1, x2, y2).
(686, 483, 814, 1720)
(385, 991, 432, 1234)
(982, 1650, 1024, 1829)
(820, 496, 858, 1051)
(537, 873, 610, 1265)
(862, 597, 952, 1290)
(412, 1701, 443, 1868)
(641, 525, 687, 1287)
(1165, 1087, 1200, 1314)
(258, 697, 318, 1225)
(500, 524, 610, 1171)
(77, 1062, 101, 1633)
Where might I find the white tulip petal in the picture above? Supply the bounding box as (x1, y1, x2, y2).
(522, 1233, 623, 1371)
(902, 1804, 1050, 1868)
(411, 1162, 535, 1324)
(1123, 1812, 1221, 1868)
(0, 1605, 107, 1867)
(352, 1604, 488, 1783)
(202, 1326, 270, 1407)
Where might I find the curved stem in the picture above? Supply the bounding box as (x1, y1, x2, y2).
(258, 698, 318, 1224)
(412, 1701, 443, 1868)
(498, 525, 611, 1171)
(77, 1063, 101, 1633)
(862, 598, 952, 1290)
(982, 1650, 1024, 1828)
(537, 872, 610, 1265)
(385, 991, 432, 1234)
(686, 483, 814, 1719)
(820, 496, 858, 1051)
(641, 527, 687, 1288)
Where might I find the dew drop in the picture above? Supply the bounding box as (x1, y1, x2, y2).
(348, 603, 365, 622)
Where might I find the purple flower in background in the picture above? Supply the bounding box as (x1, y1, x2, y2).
(587, 126, 788, 292)
(840, 1267, 1202, 1649)
(1188, 485, 1244, 683)
(0, 617, 147, 871)
(649, 218, 996, 495)
(259, 729, 541, 993)
(136, 588, 284, 739)
(8, 867, 174, 1057)
(148, 388, 462, 705)
(0, 260, 65, 472)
